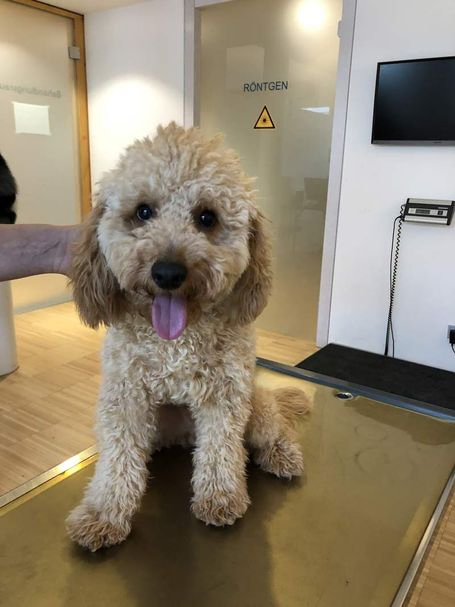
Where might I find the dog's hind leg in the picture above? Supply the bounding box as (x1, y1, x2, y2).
(246, 385, 310, 479)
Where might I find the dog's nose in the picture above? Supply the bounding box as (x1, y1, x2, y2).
(151, 261, 187, 290)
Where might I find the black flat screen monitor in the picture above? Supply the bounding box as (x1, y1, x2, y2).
(371, 56, 455, 144)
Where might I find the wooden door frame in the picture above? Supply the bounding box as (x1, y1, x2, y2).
(8, 0, 91, 217)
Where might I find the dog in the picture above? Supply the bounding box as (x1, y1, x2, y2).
(66, 123, 309, 551)
(0, 153, 17, 224)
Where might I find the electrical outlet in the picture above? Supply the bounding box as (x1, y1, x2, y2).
(448, 325, 455, 344)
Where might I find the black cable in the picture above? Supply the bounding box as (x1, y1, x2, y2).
(451, 343, 455, 356)
(384, 209, 404, 357)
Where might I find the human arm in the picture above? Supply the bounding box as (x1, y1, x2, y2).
(0, 224, 79, 282)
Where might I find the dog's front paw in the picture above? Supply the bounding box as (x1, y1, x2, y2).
(191, 488, 250, 526)
(66, 503, 131, 552)
(255, 438, 304, 479)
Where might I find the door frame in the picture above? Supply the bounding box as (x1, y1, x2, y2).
(316, 0, 357, 346)
(184, 0, 357, 347)
(8, 0, 91, 217)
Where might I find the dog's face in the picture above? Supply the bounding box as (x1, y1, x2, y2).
(71, 123, 272, 338)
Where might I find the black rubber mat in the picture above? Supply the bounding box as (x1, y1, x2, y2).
(297, 344, 455, 412)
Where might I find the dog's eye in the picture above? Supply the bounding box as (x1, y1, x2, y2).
(136, 204, 154, 221)
(198, 209, 217, 229)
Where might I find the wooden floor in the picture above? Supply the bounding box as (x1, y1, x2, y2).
(405, 494, 455, 607)
(0, 303, 102, 495)
(256, 326, 317, 365)
(0, 301, 453, 605)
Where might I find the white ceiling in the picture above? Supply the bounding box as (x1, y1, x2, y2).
(52, 1, 234, 15)
(49, 1, 145, 15)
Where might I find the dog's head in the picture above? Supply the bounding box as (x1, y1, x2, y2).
(71, 123, 272, 339)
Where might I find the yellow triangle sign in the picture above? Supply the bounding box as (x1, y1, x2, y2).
(254, 105, 275, 129)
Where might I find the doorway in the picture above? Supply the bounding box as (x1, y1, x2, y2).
(0, 0, 90, 313)
(195, 0, 343, 356)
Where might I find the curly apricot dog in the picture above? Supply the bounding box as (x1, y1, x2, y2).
(66, 123, 308, 551)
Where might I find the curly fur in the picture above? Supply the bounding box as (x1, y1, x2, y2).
(66, 123, 309, 551)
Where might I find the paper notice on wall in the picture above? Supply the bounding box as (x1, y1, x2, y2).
(13, 101, 50, 135)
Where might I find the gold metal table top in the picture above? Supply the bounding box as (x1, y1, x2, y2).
(2, 368, 454, 607)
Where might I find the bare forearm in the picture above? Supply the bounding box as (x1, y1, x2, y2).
(0, 224, 79, 282)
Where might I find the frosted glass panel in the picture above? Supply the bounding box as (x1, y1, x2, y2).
(198, 0, 341, 341)
(0, 0, 81, 312)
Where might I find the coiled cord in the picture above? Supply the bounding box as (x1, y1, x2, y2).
(384, 208, 405, 357)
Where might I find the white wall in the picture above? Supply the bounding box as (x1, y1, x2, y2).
(85, 0, 185, 188)
(328, 0, 455, 370)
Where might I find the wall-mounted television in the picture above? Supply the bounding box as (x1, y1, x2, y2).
(371, 56, 455, 144)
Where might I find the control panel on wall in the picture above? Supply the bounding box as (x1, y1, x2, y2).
(402, 198, 454, 225)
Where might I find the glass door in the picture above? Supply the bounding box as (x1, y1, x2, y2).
(0, 0, 85, 312)
(197, 0, 342, 352)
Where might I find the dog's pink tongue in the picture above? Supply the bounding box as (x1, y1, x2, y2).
(151, 294, 187, 340)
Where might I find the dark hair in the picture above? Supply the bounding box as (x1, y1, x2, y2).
(0, 153, 17, 224)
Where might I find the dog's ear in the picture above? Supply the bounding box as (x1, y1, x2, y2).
(70, 203, 125, 329)
(224, 208, 273, 326)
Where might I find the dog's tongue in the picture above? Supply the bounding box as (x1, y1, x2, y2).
(151, 294, 187, 340)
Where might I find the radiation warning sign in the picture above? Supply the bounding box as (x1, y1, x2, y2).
(254, 105, 275, 129)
